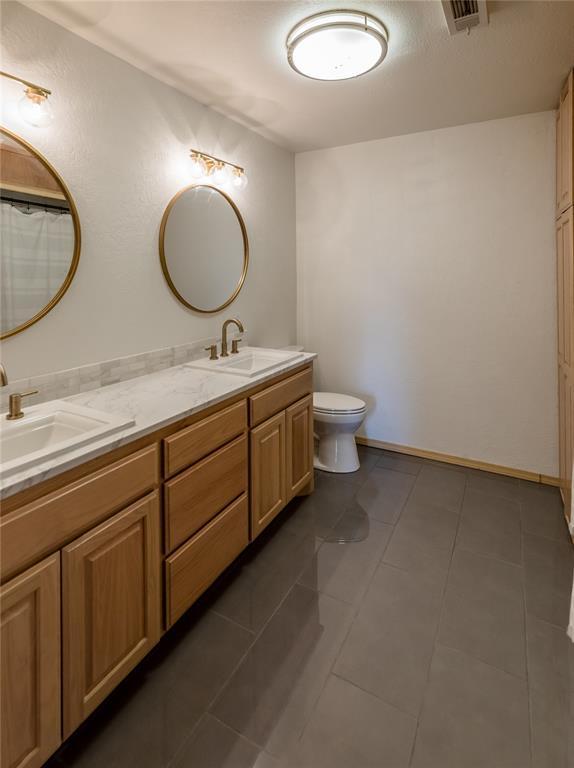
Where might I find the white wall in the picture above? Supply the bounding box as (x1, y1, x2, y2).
(0, 3, 296, 379)
(296, 112, 557, 476)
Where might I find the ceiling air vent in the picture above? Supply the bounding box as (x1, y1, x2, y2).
(441, 0, 488, 34)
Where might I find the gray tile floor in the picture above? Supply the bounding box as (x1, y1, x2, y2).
(47, 447, 574, 768)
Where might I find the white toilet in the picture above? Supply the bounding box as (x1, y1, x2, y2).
(313, 392, 367, 473)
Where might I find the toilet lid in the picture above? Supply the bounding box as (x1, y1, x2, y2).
(313, 392, 366, 414)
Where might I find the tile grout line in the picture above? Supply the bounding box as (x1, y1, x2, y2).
(282, 456, 408, 756)
(407, 468, 468, 768)
(165, 507, 330, 767)
(520, 493, 536, 768)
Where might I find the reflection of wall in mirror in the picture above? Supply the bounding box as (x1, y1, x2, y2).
(164, 187, 245, 312)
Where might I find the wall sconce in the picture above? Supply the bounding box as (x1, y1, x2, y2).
(189, 149, 248, 190)
(0, 71, 54, 127)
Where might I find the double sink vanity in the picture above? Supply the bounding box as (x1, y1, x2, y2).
(0, 343, 316, 768)
(0, 123, 315, 768)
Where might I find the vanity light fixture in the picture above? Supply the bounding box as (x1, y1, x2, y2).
(0, 71, 54, 127)
(189, 149, 248, 190)
(286, 10, 388, 81)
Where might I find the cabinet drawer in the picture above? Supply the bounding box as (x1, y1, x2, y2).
(164, 400, 247, 478)
(164, 434, 247, 553)
(249, 366, 313, 427)
(165, 494, 248, 627)
(1, 444, 160, 583)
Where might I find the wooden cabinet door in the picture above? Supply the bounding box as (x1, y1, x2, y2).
(286, 394, 314, 501)
(565, 375, 573, 519)
(250, 411, 286, 539)
(558, 70, 573, 215)
(62, 491, 161, 735)
(557, 209, 574, 367)
(1, 554, 61, 768)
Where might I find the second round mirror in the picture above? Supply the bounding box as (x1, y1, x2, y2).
(159, 185, 248, 314)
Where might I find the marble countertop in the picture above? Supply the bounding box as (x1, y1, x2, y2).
(0, 352, 316, 500)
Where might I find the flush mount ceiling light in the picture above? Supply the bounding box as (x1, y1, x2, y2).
(286, 10, 388, 81)
(0, 71, 54, 126)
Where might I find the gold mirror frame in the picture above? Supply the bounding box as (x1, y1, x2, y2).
(159, 184, 249, 314)
(0, 127, 81, 340)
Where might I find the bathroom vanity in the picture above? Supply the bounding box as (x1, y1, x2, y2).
(0, 355, 314, 768)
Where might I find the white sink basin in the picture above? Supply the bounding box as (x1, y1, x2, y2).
(0, 400, 134, 477)
(186, 346, 304, 378)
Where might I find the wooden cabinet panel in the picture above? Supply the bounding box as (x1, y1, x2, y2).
(1, 444, 159, 584)
(286, 395, 314, 501)
(250, 411, 286, 539)
(557, 70, 573, 216)
(163, 400, 247, 478)
(249, 367, 313, 427)
(1, 554, 61, 768)
(164, 434, 247, 553)
(568, 379, 574, 518)
(62, 492, 161, 736)
(557, 208, 574, 367)
(165, 494, 248, 627)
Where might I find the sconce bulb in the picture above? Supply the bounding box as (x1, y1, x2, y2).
(189, 154, 207, 180)
(231, 169, 248, 190)
(212, 162, 231, 185)
(18, 90, 54, 127)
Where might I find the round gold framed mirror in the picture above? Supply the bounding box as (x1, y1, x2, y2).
(159, 184, 248, 314)
(0, 127, 81, 339)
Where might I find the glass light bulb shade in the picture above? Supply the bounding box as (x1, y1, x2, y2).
(231, 170, 248, 190)
(18, 93, 54, 127)
(287, 10, 387, 81)
(189, 154, 207, 179)
(212, 163, 231, 185)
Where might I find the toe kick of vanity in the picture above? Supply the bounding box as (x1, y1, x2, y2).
(0, 361, 314, 768)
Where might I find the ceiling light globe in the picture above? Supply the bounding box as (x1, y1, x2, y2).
(189, 154, 207, 179)
(287, 10, 387, 81)
(231, 169, 248, 190)
(18, 92, 54, 127)
(212, 163, 231, 185)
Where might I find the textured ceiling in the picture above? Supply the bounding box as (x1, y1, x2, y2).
(22, 0, 574, 151)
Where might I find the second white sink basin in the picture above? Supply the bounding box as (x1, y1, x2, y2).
(186, 346, 303, 378)
(0, 401, 134, 477)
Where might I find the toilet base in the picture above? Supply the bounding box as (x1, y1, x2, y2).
(314, 432, 360, 474)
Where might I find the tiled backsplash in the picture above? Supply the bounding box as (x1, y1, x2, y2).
(0, 332, 245, 411)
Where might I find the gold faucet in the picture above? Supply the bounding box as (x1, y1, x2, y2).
(0, 363, 7, 387)
(220, 318, 244, 357)
(6, 390, 39, 420)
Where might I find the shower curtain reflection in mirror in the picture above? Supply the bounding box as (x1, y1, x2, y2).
(1, 201, 74, 334)
(0, 128, 80, 339)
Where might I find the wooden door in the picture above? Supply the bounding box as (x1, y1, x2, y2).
(250, 411, 286, 539)
(558, 70, 573, 215)
(62, 491, 161, 735)
(1, 554, 61, 768)
(286, 394, 314, 500)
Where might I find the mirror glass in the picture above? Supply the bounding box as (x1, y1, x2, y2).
(160, 185, 248, 313)
(0, 129, 80, 339)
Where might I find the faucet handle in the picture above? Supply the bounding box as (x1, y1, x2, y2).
(231, 338, 242, 354)
(204, 345, 218, 361)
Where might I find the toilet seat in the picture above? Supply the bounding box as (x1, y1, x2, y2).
(313, 392, 366, 415)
